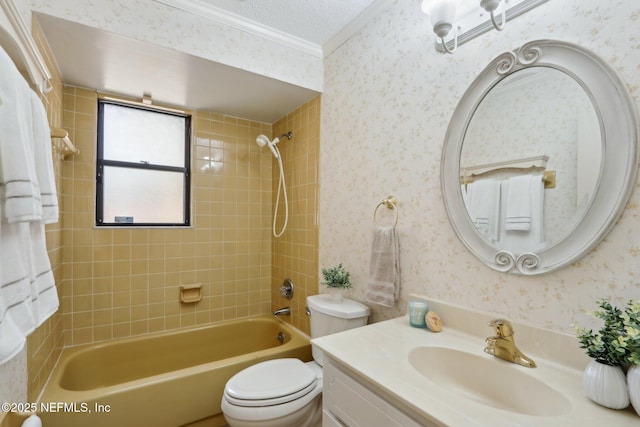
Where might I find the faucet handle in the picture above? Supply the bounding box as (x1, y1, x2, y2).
(488, 318, 514, 338)
(278, 278, 294, 300)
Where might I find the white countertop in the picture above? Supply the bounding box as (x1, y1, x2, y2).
(312, 298, 638, 427)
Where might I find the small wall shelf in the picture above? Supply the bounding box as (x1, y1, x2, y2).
(180, 284, 202, 304)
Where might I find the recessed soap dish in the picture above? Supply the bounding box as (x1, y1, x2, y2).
(180, 284, 202, 303)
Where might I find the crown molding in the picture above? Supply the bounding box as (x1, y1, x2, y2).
(0, 0, 52, 92)
(153, 0, 323, 58)
(322, 0, 394, 57)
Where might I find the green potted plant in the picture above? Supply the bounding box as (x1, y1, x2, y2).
(575, 299, 640, 411)
(615, 300, 640, 416)
(321, 263, 352, 302)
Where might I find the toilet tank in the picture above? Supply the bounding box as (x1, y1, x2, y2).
(307, 294, 370, 365)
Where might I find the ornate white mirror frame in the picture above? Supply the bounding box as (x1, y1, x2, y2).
(441, 39, 638, 275)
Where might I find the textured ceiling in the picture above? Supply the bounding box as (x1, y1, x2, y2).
(193, 0, 377, 45)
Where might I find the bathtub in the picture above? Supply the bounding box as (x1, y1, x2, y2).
(39, 316, 312, 427)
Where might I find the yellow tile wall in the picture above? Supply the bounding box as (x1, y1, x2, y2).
(26, 18, 65, 402)
(271, 97, 321, 335)
(23, 17, 321, 404)
(61, 88, 276, 346)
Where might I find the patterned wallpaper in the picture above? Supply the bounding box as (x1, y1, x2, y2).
(320, 0, 640, 331)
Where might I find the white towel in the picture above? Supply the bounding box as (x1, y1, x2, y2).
(0, 307, 27, 364)
(366, 227, 400, 307)
(0, 47, 42, 223)
(0, 217, 58, 366)
(0, 221, 36, 364)
(505, 175, 534, 231)
(0, 223, 32, 363)
(0, 46, 59, 364)
(27, 222, 58, 325)
(29, 91, 58, 223)
(499, 175, 545, 252)
(465, 178, 501, 242)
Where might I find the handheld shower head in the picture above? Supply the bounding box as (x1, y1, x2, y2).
(256, 134, 270, 148)
(255, 134, 284, 159)
(254, 131, 293, 238)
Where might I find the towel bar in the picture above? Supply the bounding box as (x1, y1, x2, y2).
(50, 127, 80, 159)
(373, 195, 398, 228)
(461, 170, 556, 189)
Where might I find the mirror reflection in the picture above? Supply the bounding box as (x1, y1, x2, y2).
(460, 67, 602, 252)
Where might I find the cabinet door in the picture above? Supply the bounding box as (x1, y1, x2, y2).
(323, 358, 425, 427)
(323, 409, 346, 427)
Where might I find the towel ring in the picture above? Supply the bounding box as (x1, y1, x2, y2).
(373, 195, 399, 228)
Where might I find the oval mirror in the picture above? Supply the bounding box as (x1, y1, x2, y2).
(441, 40, 638, 275)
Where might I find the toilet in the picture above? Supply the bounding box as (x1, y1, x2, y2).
(221, 294, 370, 427)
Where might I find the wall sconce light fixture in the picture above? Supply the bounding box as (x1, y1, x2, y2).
(421, 0, 461, 53)
(422, 0, 549, 54)
(480, 0, 506, 31)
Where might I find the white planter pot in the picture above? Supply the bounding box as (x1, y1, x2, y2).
(583, 360, 629, 409)
(628, 365, 640, 416)
(327, 287, 344, 303)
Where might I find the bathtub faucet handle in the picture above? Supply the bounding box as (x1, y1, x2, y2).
(279, 278, 294, 300)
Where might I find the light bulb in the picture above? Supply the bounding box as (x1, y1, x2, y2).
(480, 0, 501, 13)
(432, 1, 457, 38)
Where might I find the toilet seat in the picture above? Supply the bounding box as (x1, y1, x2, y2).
(224, 359, 317, 407)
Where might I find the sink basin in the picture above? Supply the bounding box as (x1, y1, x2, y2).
(408, 346, 571, 416)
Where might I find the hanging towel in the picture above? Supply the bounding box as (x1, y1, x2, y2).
(0, 46, 42, 223)
(26, 222, 58, 325)
(465, 178, 501, 242)
(366, 227, 400, 307)
(499, 175, 545, 252)
(29, 90, 58, 223)
(0, 221, 37, 364)
(0, 207, 58, 367)
(0, 305, 27, 364)
(0, 45, 59, 364)
(505, 175, 535, 231)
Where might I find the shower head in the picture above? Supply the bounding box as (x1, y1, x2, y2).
(255, 134, 280, 159)
(256, 134, 270, 148)
(255, 132, 293, 159)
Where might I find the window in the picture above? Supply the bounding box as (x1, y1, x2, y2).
(96, 100, 191, 226)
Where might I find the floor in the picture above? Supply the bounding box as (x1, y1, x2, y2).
(181, 413, 229, 427)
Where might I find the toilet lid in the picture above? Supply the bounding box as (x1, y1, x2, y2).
(225, 358, 317, 407)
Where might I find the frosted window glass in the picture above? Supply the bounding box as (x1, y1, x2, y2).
(103, 103, 185, 167)
(102, 167, 184, 224)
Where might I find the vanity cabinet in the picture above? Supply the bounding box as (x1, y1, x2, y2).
(322, 356, 431, 427)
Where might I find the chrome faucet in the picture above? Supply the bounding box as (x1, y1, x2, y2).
(484, 319, 536, 368)
(273, 307, 291, 316)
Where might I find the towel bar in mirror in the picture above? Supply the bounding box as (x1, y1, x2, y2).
(441, 40, 638, 275)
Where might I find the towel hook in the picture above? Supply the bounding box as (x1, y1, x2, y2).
(373, 195, 399, 228)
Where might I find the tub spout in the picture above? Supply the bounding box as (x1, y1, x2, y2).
(273, 307, 291, 316)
